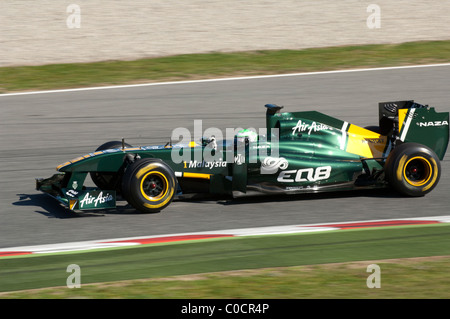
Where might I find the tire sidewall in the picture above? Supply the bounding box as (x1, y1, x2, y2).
(90, 141, 133, 191)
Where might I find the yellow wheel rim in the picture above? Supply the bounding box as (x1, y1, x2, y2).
(139, 171, 169, 202)
(403, 156, 432, 187)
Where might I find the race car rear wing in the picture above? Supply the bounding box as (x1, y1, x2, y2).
(378, 100, 449, 160)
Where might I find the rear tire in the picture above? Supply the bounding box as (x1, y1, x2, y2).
(90, 141, 133, 191)
(121, 158, 177, 213)
(384, 143, 440, 196)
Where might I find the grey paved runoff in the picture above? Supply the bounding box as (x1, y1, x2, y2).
(0, 65, 449, 248)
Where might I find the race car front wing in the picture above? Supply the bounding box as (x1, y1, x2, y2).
(36, 174, 117, 211)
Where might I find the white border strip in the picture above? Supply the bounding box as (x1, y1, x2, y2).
(1, 215, 449, 255)
(340, 121, 349, 150)
(1, 63, 450, 98)
(400, 108, 416, 141)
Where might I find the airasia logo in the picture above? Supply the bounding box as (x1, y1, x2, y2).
(79, 191, 114, 208)
(277, 166, 332, 183)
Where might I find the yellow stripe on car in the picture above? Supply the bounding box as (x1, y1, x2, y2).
(398, 108, 408, 131)
(183, 172, 212, 179)
(56, 161, 72, 170)
(345, 124, 387, 158)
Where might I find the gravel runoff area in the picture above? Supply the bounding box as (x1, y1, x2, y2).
(1, 0, 450, 67)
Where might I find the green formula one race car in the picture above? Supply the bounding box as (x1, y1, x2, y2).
(36, 100, 449, 213)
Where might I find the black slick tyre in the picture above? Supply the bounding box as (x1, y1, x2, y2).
(90, 141, 133, 191)
(385, 142, 441, 197)
(121, 158, 177, 213)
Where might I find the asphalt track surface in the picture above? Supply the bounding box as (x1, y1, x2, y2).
(1, 65, 449, 248)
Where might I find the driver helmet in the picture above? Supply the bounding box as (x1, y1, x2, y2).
(236, 129, 258, 144)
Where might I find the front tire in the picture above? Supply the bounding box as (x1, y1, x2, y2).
(385, 143, 441, 196)
(90, 141, 133, 191)
(121, 158, 177, 213)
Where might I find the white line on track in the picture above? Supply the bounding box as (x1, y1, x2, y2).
(1, 63, 450, 98)
(1, 215, 449, 256)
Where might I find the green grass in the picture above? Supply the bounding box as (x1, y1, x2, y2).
(2, 256, 448, 299)
(1, 40, 450, 93)
(0, 224, 449, 298)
